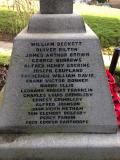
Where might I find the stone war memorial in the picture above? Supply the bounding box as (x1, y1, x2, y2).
(0, 0, 120, 160)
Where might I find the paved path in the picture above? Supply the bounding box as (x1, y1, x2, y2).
(0, 41, 120, 68)
(0, 41, 13, 52)
(103, 55, 120, 68)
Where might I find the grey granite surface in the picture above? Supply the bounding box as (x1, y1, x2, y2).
(0, 0, 117, 134)
(0, 25, 117, 133)
(0, 130, 120, 160)
(28, 14, 86, 33)
(0, 0, 119, 159)
(40, 0, 73, 14)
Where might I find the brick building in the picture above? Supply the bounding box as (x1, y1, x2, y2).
(108, 0, 120, 8)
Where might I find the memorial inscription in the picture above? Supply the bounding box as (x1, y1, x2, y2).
(20, 40, 93, 126)
(0, 0, 117, 133)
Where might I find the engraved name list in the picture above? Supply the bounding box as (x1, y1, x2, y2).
(20, 40, 94, 126)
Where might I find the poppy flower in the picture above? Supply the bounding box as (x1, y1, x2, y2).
(106, 69, 120, 127)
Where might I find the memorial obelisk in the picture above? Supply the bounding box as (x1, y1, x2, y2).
(0, 0, 117, 133)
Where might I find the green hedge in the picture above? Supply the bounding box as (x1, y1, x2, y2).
(96, 0, 106, 3)
(83, 15, 120, 48)
(0, 8, 29, 37)
(0, 52, 11, 65)
(0, 6, 120, 48)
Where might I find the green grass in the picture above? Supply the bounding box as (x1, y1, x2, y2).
(0, 7, 17, 35)
(74, 4, 120, 48)
(0, 51, 11, 65)
(0, 7, 29, 37)
(0, 4, 120, 48)
(83, 15, 120, 48)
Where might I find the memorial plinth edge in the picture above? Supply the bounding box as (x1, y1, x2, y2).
(0, 130, 120, 160)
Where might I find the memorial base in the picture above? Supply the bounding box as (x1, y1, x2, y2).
(0, 25, 117, 134)
(0, 130, 120, 160)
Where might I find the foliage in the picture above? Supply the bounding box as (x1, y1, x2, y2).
(0, 3, 120, 48)
(0, 66, 8, 91)
(74, 4, 120, 48)
(12, 0, 38, 27)
(115, 72, 120, 89)
(0, 0, 38, 38)
(102, 47, 114, 55)
(0, 8, 16, 36)
(0, 52, 10, 90)
(83, 15, 120, 48)
(0, 52, 11, 65)
(96, 0, 106, 3)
